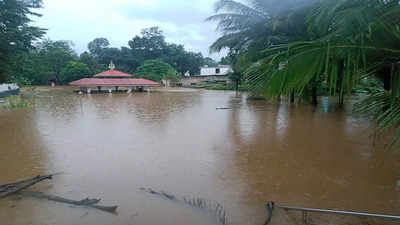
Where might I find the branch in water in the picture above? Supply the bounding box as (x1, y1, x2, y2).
(22, 192, 118, 213)
(140, 187, 229, 225)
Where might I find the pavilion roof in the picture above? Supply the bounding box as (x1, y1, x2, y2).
(93, 70, 133, 78)
(69, 78, 160, 86)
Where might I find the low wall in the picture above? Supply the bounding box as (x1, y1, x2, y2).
(180, 75, 229, 86)
(0, 83, 20, 98)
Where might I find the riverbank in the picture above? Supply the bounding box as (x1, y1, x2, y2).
(189, 83, 249, 92)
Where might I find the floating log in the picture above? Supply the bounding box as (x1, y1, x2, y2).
(0, 174, 55, 198)
(22, 192, 118, 213)
(216, 107, 232, 110)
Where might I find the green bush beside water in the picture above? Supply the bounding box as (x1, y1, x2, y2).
(206, 84, 249, 92)
(1, 95, 34, 109)
(189, 83, 249, 92)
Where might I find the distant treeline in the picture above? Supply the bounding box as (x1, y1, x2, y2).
(0, 1, 219, 85)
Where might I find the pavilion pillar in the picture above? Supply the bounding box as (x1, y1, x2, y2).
(115, 86, 119, 92)
(97, 86, 101, 92)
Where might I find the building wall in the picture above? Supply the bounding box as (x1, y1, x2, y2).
(161, 78, 172, 87)
(180, 75, 230, 86)
(199, 66, 233, 76)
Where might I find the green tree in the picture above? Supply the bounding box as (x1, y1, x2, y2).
(88, 37, 110, 57)
(203, 57, 217, 67)
(36, 39, 77, 83)
(206, 0, 311, 53)
(0, 0, 46, 82)
(135, 59, 179, 82)
(219, 56, 233, 65)
(60, 61, 91, 84)
(80, 51, 101, 74)
(87, 27, 207, 75)
(238, 0, 400, 145)
(208, 0, 314, 102)
(128, 27, 167, 61)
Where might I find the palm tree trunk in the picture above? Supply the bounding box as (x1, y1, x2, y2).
(309, 77, 318, 105)
(0, 53, 8, 83)
(383, 71, 392, 91)
(0, 70, 6, 83)
(337, 60, 345, 106)
(290, 91, 295, 103)
(312, 82, 318, 105)
(235, 80, 239, 93)
(377, 65, 392, 91)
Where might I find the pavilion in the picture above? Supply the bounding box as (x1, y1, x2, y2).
(69, 62, 160, 94)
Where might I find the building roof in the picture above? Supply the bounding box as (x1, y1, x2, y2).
(69, 78, 160, 86)
(93, 70, 133, 78)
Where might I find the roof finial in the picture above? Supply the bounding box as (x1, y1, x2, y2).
(109, 61, 115, 70)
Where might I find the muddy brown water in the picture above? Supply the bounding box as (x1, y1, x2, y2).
(0, 87, 400, 225)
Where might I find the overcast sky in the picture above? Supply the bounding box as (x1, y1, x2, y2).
(32, 0, 227, 60)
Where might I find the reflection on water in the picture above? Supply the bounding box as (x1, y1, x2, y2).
(0, 87, 399, 225)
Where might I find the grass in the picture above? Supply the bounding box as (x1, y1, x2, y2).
(190, 82, 249, 92)
(1, 95, 34, 109)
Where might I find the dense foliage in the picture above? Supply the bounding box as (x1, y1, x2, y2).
(209, 0, 400, 146)
(87, 27, 214, 77)
(0, 0, 46, 83)
(135, 59, 179, 82)
(2, 16, 216, 85)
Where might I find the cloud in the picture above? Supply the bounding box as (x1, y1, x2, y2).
(32, 0, 226, 59)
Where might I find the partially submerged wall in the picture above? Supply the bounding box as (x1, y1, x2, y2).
(180, 75, 230, 86)
(0, 84, 20, 98)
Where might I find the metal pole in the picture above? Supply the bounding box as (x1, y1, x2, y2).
(275, 203, 400, 220)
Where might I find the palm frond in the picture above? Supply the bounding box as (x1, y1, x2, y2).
(354, 90, 400, 147)
(213, 0, 266, 18)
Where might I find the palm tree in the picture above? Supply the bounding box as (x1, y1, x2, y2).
(245, 0, 400, 145)
(207, 0, 314, 101)
(207, 0, 312, 53)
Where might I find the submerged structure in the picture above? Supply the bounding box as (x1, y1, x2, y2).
(69, 62, 160, 93)
(0, 83, 19, 98)
(180, 64, 233, 86)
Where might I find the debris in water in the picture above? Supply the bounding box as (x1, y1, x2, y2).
(216, 107, 231, 110)
(22, 192, 118, 213)
(1, 174, 118, 214)
(140, 187, 229, 225)
(0, 174, 56, 198)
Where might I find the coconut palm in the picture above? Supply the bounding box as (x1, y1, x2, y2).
(207, 0, 316, 102)
(245, 0, 400, 145)
(206, 0, 313, 53)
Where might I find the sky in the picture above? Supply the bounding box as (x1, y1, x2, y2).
(32, 0, 227, 60)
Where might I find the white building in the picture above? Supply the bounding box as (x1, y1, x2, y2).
(198, 65, 233, 76)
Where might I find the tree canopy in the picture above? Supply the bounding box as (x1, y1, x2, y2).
(209, 0, 400, 146)
(0, 0, 46, 82)
(3, 25, 218, 85)
(135, 59, 180, 82)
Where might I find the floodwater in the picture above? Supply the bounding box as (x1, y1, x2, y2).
(0, 87, 399, 225)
